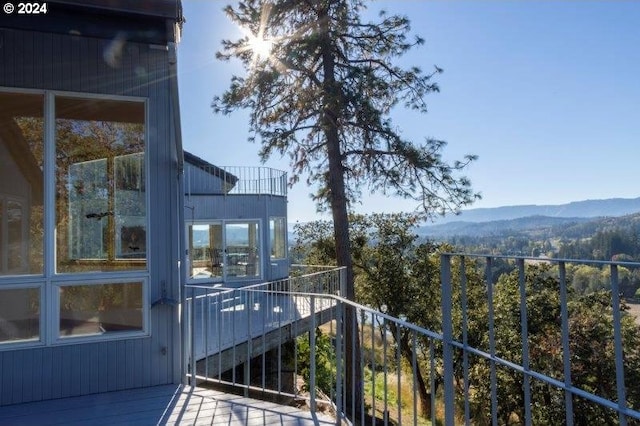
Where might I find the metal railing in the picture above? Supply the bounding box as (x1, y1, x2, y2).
(183, 256, 640, 425)
(185, 165, 287, 197)
(440, 254, 640, 426)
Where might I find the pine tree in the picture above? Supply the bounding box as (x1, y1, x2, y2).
(213, 0, 480, 417)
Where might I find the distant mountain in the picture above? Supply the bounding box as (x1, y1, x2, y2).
(432, 197, 640, 224)
(420, 215, 593, 239)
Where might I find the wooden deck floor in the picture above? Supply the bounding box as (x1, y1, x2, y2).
(0, 384, 336, 425)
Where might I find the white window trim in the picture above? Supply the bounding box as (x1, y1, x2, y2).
(52, 277, 150, 345)
(0, 282, 45, 349)
(0, 88, 151, 350)
(186, 219, 263, 284)
(269, 216, 288, 261)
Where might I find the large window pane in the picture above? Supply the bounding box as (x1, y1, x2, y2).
(269, 217, 287, 259)
(55, 97, 145, 273)
(0, 92, 44, 275)
(226, 222, 260, 279)
(0, 287, 40, 343)
(59, 281, 143, 337)
(189, 223, 223, 280)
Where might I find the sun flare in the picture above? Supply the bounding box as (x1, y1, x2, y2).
(247, 35, 273, 61)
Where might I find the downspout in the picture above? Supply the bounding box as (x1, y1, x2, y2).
(168, 40, 187, 384)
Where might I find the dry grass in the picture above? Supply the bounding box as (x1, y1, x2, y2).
(627, 301, 640, 326)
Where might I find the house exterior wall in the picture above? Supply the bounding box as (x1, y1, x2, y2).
(0, 19, 182, 406)
(186, 194, 289, 284)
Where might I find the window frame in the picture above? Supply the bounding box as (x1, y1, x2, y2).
(186, 219, 263, 284)
(269, 216, 288, 260)
(0, 87, 151, 350)
(0, 282, 44, 349)
(53, 277, 149, 344)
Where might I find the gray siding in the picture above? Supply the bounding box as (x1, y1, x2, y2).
(0, 27, 181, 405)
(186, 194, 289, 282)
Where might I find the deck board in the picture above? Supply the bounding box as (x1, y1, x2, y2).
(0, 384, 336, 425)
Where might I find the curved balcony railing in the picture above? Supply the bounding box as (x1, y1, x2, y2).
(185, 165, 287, 197)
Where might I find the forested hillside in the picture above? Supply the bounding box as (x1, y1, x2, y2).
(422, 212, 640, 262)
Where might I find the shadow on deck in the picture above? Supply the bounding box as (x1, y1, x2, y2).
(0, 384, 336, 425)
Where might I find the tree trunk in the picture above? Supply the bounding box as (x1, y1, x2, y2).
(398, 333, 433, 419)
(318, 4, 363, 420)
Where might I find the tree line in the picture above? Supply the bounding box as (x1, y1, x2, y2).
(293, 213, 640, 424)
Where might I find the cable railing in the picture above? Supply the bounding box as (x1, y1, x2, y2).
(183, 256, 640, 425)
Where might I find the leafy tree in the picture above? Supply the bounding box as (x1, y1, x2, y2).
(294, 213, 487, 419)
(468, 264, 640, 424)
(213, 2, 479, 412)
(296, 328, 336, 396)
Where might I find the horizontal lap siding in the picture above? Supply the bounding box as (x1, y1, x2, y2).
(0, 28, 179, 405)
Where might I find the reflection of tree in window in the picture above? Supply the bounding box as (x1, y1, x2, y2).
(55, 98, 145, 273)
(0, 92, 45, 275)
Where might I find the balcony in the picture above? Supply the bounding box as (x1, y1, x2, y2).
(186, 255, 640, 425)
(4, 256, 640, 424)
(184, 154, 288, 198)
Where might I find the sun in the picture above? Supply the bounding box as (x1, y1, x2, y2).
(247, 35, 273, 61)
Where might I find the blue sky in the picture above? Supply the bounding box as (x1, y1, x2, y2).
(178, 1, 640, 223)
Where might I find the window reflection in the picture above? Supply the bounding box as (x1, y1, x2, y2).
(0, 92, 44, 276)
(55, 97, 146, 273)
(226, 222, 260, 279)
(59, 282, 143, 337)
(0, 287, 40, 343)
(188, 221, 261, 281)
(189, 223, 223, 280)
(269, 217, 287, 259)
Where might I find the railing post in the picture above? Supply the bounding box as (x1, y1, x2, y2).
(335, 298, 344, 424)
(310, 295, 317, 413)
(190, 286, 196, 385)
(611, 264, 628, 426)
(558, 262, 574, 426)
(517, 258, 532, 426)
(440, 254, 455, 426)
(339, 267, 347, 298)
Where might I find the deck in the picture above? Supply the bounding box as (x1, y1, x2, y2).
(190, 290, 337, 376)
(0, 384, 336, 425)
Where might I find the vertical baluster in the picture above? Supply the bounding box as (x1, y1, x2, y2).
(517, 258, 532, 426)
(441, 254, 455, 426)
(310, 295, 317, 412)
(335, 299, 344, 424)
(412, 330, 418, 426)
(382, 317, 388, 426)
(430, 340, 436, 426)
(360, 309, 366, 425)
(245, 290, 251, 397)
(485, 257, 498, 426)
(460, 256, 471, 423)
(558, 262, 574, 425)
(371, 314, 376, 425)
(396, 324, 402, 426)
(611, 264, 628, 425)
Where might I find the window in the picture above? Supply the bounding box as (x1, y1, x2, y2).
(59, 281, 144, 338)
(0, 92, 44, 276)
(226, 221, 260, 279)
(0, 89, 148, 347)
(187, 220, 261, 281)
(188, 223, 223, 280)
(55, 96, 146, 273)
(269, 217, 287, 259)
(0, 287, 40, 344)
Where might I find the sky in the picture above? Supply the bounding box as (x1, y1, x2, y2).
(177, 1, 640, 223)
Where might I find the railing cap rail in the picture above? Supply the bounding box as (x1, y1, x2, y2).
(441, 252, 640, 268)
